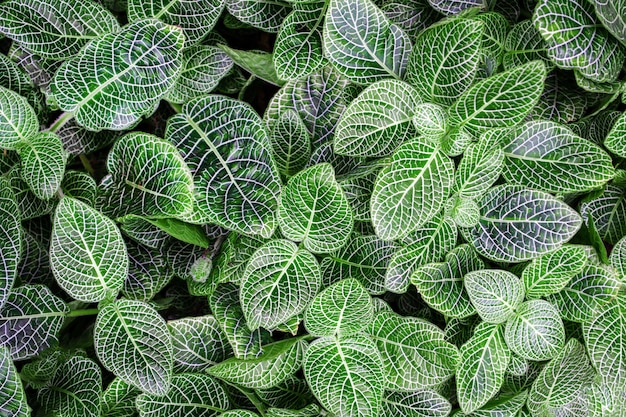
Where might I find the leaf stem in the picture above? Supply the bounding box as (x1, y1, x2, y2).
(48, 112, 74, 133)
(79, 154, 95, 177)
(66, 308, 99, 317)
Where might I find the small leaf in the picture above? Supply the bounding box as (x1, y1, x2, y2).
(143, 218, 210, 249)
(16, 132, 66, 200)
(304, 278, 373, 337)
(0, 178, 21, 309)
(427, 0, 484, 15)
(101, 378, 141, 417)
(169, 315, 231, 373)
(323, 0, 412, 83)
(61, 171, 97, 205)
(241, 239, 321, 330)
(522, 245, 587, 299)
(0, 86, 38, 150)
(593, 0, 626, 46)
(210, 233, 269, 286)
(0, 346, 29, 417)
(225, 0, 290, 33)
(604, 111, 626, 158)
(412, 103, 448, 139)
(381, 389, 451, 417)
(270, 110, 311, 177)
(219, 45, 284, 87)
(208, 338, 306, 389)
(0, 285, 68, 360)
(94, 299, 173, 395)
(465, 269, 525, 324)
(452, 132, 504, 200)
(503, 20, 551, 70)
(580, 185, 626, 245)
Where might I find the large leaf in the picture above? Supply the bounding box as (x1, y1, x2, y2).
(462, 185, 582, 262)
(0, 178, 21, 310)
(522, 245, 587, 299)
(127, 0, 224, 45)
(533, 0, 625, 82)
(465, 270, 524, 324)
(371, 139, 454, 241)
(303, 336, 385, 417)
(0, 0, 119, 59)
(0, 285, 68, 360)
(580, 185, 626, 245)
(166, 95, 281, 237)
(51, 19, 184, 131)
(0, 86, 38, 150)
(381, 389, 451, 417)
(38, 355, 101, 417)
(208, 338, 306, 389)
(0, 346, 29, 417)
(334, 79, 420, 157)
(406, 19, 482, 105)
(448, 61, 546, 136)
(427, 0, 484, 15)
(457, 322, 511, 414)
(278, 163, 352, 253)
(323, 0, 412, 83)
(501, 120, 614, 193)
(304, 278, 373, 337)
(136, 374, 230, 416)
(94, 299, 173, 395)
(240, 239, 321, 330)
(369, 311, 459, 391)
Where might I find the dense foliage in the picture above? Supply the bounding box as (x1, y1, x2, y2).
(0, 0, 626, 416)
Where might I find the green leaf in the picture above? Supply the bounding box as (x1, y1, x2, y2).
(303, 336, 384, 417)
(128, 0, 224, 45)
(501, 120, 614, 193)
(225, 0, 290, 32)
(522, 245, 587, 299)
(136, 374, 230, 416)
(240, 239, 321, 330)
(104, 133, 195, 220)
(16, 132, 66, 200)
(0, 285, 68, 360)
(5, 167, 54, 221)
(0, 346, 29, 417)
(371, 139, 454, 241)
(412, 244, 484, 318)
(0, 178, 21, 309)
(51, 19, 184, 131)
(208, 338, 306, 389)
(611, 236, 626, 278)
(457, 391, 528, 417)
(50, 197, 128, 302)
(219, 45, 285, 87)
(61, 171, 97, 206)
(278, 163, 353, 253)
(323, 0, 411, 83)
(0, 0, 119, 59)
(166, 46, 233, 104)
(270, 110, 311, 177)
(406, 19, 482, 105)
(124, 240, 173, 301)
(412, 103, 448, 139)
(56, 120, 120, 156)
(503, 20, 550, 70)
(445, 195, 480, 228)
(504, 299, 565, 361)
(94, 299, 173, 395)
(580, 185, 626, 245)
(381, 389, 451, 417)
(369, 311, 459, 390)
(255, 376, 313, 410)
(534, 0, 625, 82)
(102, 378, 141, 417)
(38, 355, 102, 417)
(527, 339, 595, 416)
(473, 12, 509, 69)
(0, 86, 38, 150)
(427, 0, 484, 15)
(304, 278, 373, 337)
(210, 233, 269, 286)
(166, 95, 281, 237)
(546, 264, 621, 323)
(452, 132, 504, 200)
(118, 216, 171, 249)
(465, 269, 525, 324)
(604, 111, 626, 158)
(462, 185, 582, 262)
(456, 322, 511, 414)
(593, 0, 626, 45)
(335, 79, 420, 157)
(143, 218, 210, 249)
(274, 2, 327, 81)
(448, 61, 547, 136)
(530, 72, 588, 124)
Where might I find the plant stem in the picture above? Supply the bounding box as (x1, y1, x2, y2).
(66, 308, 99, 318)
(48, 112, 74, 133)
(79, 154, 95, 177)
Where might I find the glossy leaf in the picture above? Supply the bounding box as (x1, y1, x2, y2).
(16, 132, 66, 200)
(101, 378, 141, 417)
(452, 132, 504, 200)
(503, 20, 550, 70)
(465, 269, 524, 324)
(225, 0, 290, 32)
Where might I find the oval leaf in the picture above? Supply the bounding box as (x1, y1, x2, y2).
(465, 269, 525, 324)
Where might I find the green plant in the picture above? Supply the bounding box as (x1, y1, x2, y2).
(0, 0, 625, 416)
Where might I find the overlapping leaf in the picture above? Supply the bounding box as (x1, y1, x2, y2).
(0, 86, 38, 150)
(0, 346, 29, 417)
(269, 110, 311, 177)
(0, 179, 21, 310)
(522, 245, 586, 299)
(101, 378, 141, 417)
(124, 240, 173, 301)
(16, 132, 66, 200)
(452, 132, 503, 200)
(580, 185, 626, 245)
(465, 270, 524, 324)
(427, 0, 484, 15)
(604, 111, 626, 158)
(225, 0, 290, 32)
(381, 389, 451, 417)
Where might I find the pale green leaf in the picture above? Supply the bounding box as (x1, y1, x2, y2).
(0, 0, 119, 59)
(270, 110, 311, 177)
(210, 233, 269, 286)
(371, 139, 454, 241)
(504, 299, 565, 361)
(412, 244, 484, 318)
(166, 95, 281, 237)
(136, 374, 230, 417)
(507, 353, 529, 377)
(446, 195, 480, 228)
(381, 389, 451, 417)
(334, 79, 420, 157)
(323, 0, 412, 83)
(102, 378, 141, 417)
(304, 278, 373, 337)
(406, 19, 482, 105)
(208, 338, 306, 389)
(462, 185, 582, 262)
(38, 355, 101, 417)
(16, 132, 66, 200)
(465, 270, 524, 324)
(457, 322, 510, 413)
(303, 336, 384, 417)
(241, 239, 321, 330)
(0, 86, 38, 150)
(522, 245, 587, 299)
(448, 61, 547, 136)
(370, 311, 459, 391)
(0, 178, 21, 309)
(0, 346, 29, 417)
(124, 240, 173, 301)
(534, 0, 625, 82)
(0, 285, 68, 360)
(452, 132, 504, 200)
(604, 111, 626, 158)
(457, 391, 528, 417)
(219, 46, 284, 87)
(412, 103, 448, 139)
(225, 0, 290, 32)
(50, 197, 128, 302)
(580, 185, 626, 245)
(51, 20, 184, 131)
(501, 120, 614, 193)
(278, 163, 353, 253)
(94, 299, 173, 395)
